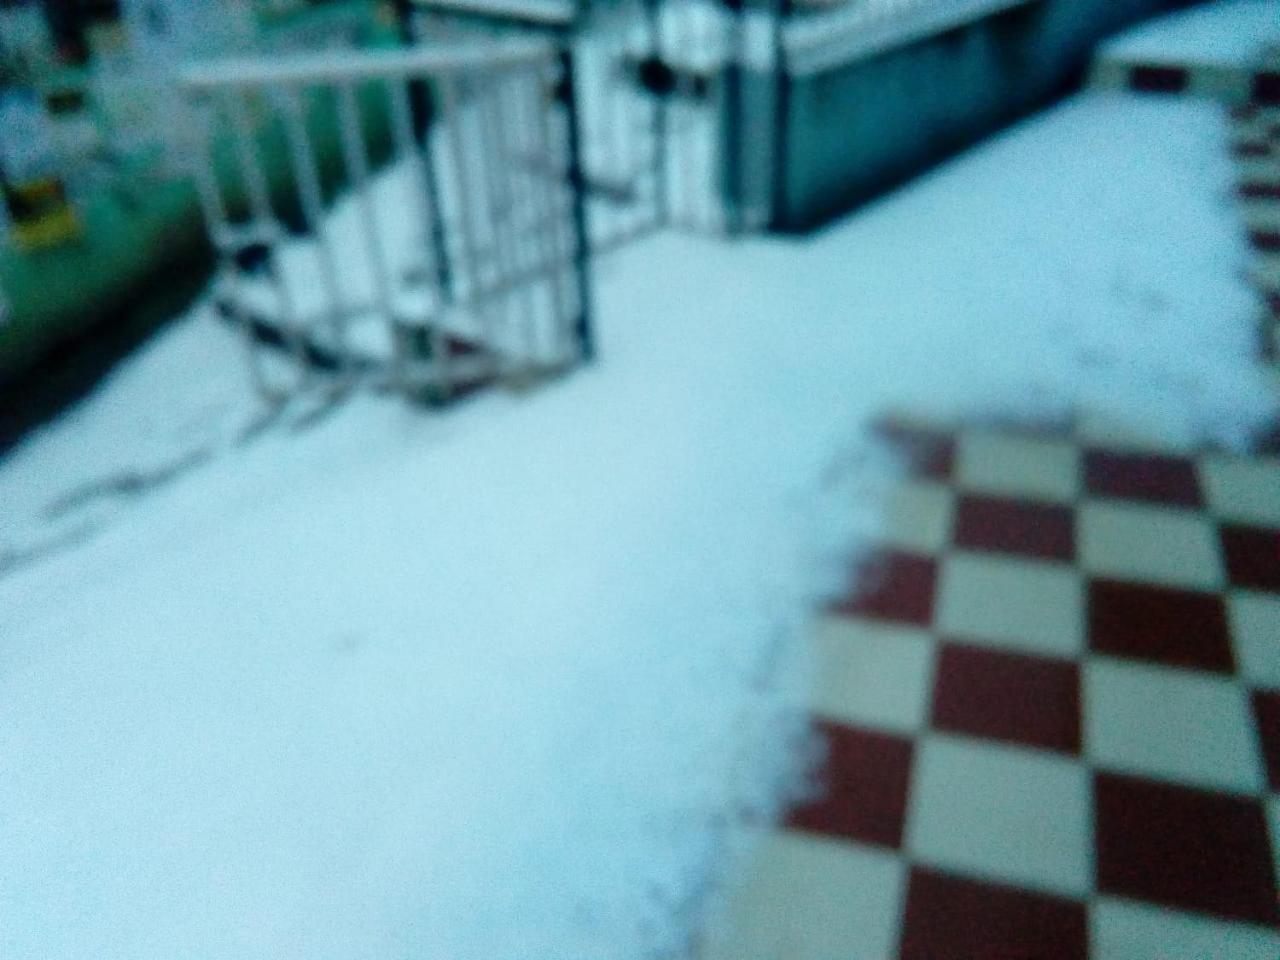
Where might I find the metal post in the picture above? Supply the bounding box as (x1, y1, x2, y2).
(387, 75, 451, 385)
(768, 0, 790, 232)
(392, 0, 454, 301)
(557, 47, 594, 362)
(642, 0, 669, 227)
(720, 0, 746, 235)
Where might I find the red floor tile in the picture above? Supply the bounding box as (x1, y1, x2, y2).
(1094, 772, 1279, 927)
(1083, 450, 1203, 507)
(831, 551, 938, 627)
(899, 867, 1088, 960)
(1087, 579, 1234, 673)
(1234, 141, 1274, 158)
(931, 642, 1081, 754)
(785, 720, 914, 849)
(952, 493, 1076, 562)
(1252, 691, 1280, 792)
(874, 422, 956, 481)
(1252, 231, 1280, 254)
(1130, 65, 1189, 94)
(1254, 72, 1280, 105)
(1240, 182, 1280, 201)
(1221, 525, 1280, 592)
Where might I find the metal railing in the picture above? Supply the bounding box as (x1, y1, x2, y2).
(181, 38, 592, 404)
(181, 0, 1003, 407)
(405, 0, 755, 244)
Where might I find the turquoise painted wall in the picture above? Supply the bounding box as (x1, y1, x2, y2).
(771, 0, 1201, 231)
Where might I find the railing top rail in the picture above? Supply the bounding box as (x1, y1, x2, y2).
(785, 0, 1037, 74)
(180, 37, 557, 92)
(413, 0, 577, 29)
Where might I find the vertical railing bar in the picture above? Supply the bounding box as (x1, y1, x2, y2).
(225, 89, 274, 226)
(440, 69, 496, 364)
(494, 67, 532, 280)
(720, 0, 746, 235)
(476, 71, 518, 367)
(189, 99, 232, 237)
(335, 79, 404, 388)
(769, 0, 791, 231)
(556, 46, 594, 363)
(643, 0, 670, 229)
(223, 86, 310, 393)
(189, 96, 280, 403)
(505, 61, 545, 359)
(601, 23, 630, 247)
(483, 67, 540, 370)
(387, 74, 450, 390)
(387, 75, 444, 308)
(509, 60, 561, 362)
(392, 0, 454, 301)
(607, 11, 639, 242)
(525, 60, 569, 362)
(277, 83, 352, 379)
(677, 3, 704, 229)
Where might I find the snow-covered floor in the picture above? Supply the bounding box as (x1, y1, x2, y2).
(1100, 0, 1280, 69)
(1, 90, 1276, 959)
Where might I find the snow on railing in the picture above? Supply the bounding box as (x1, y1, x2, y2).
(181, 39, 592, 405)
(785, 0, 1037, 73)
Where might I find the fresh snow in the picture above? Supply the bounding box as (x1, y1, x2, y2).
(1101, 0, 1280, 69)
(1, 91, 1276, 960)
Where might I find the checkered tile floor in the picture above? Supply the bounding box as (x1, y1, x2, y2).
(1090, 38, 1280, 359)
(703, 424, 1280, 960)
(1232, 98, 1280, 358)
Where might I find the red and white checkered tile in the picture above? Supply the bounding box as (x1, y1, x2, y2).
(1227, 45, 1280, 361)
(1087, 37, 1280, 361)
(703, 424, 1280, 960)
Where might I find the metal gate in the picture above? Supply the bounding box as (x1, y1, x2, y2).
(402, 0, 766, 250)
(181, 38, 591, 404)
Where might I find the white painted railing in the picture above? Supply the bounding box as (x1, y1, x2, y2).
(181, 39, 590, 404)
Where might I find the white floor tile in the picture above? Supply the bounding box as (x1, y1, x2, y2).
(1074, 411, 1194, 454)
(907, 734, 1092, 897)
(1230, 591, 1280, 689)
(956, 431, 1081, 503)
(936, 552, 1084, 656)
(809, 617, 936, 734)
(1238, 156, 1280, 182)
(880, 481, 955, 553)
(700, 832, 905, 960)
(1091, 897, 1280, 960)
(1200, 457, 1280, 527)
(1084, 658, 1264, 794)
(1078, 501, 1225, 590)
